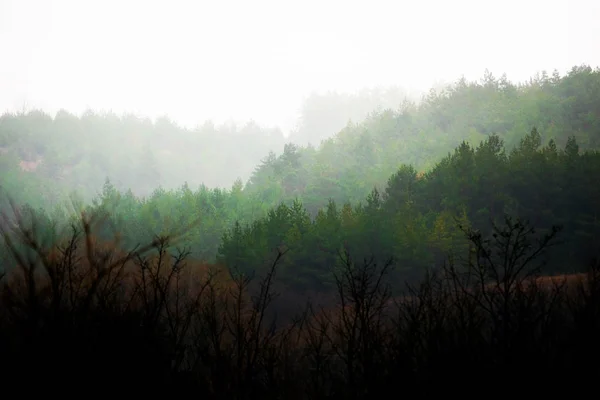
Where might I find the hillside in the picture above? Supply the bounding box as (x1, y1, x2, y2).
(0, 113, 286, 208)
(245, 65, 600, 214)
(2, 66, 599, 215)
(1, 65, 599, 284)
(1, 64, 600, 395)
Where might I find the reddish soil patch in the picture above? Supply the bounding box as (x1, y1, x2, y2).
(19, 158, 42, 172)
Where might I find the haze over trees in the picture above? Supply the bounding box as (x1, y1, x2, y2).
(1, 65, 600, 394)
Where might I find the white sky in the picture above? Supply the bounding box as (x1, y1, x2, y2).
(1, 0, 599, 132)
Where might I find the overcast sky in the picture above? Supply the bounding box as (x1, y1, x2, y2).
(1, 0, 599, 132)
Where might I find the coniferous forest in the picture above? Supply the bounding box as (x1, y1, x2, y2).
(1, 66, 600, 396)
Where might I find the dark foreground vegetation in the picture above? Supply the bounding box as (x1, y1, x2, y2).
(0, 205, 599, 397)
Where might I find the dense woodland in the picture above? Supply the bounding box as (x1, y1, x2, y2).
(0, 65, 600, 395)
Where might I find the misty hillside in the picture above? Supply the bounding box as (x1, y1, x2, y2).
(288, 85, 419, 146)
(2, 66, 600, 396)
(244, 65, 600, 212)
(2, 64, 598, 275)
(0, 86, 420, 209)
(2, 66, 599, 215)
(4, 0, 600, 394)
(0, 113, 286, 205)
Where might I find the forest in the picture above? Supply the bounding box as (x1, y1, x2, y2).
(0, 65, 599, 396)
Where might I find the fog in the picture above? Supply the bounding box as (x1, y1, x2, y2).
(1, 0, 599, 204)
(3, 1, 600, 391)
(2, 0, 599, 134)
